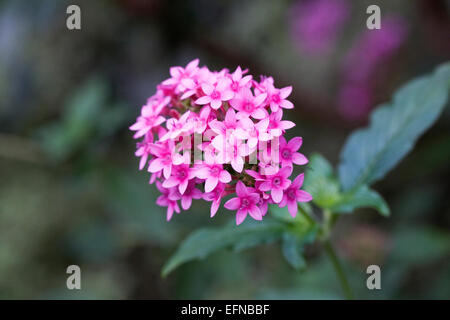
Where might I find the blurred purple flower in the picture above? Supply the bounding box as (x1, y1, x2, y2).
(339, 15, 408, 120)
(342, 15, 408, 82)
(290, 0, 350, 55)
(338, 83, 373, 121)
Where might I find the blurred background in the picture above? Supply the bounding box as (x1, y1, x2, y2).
(0, 0, 449, 299)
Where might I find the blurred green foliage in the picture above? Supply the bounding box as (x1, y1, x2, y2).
(0, 0, 449, 299)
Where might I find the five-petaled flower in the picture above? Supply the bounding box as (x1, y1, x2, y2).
(224, 181, 263, 225)
(279, 136, 308, 167)
(280, 173, 313, 217)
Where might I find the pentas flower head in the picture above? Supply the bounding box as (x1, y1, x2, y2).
(130, 59, 312, 225)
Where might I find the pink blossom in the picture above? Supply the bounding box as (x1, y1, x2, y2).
(162, 164, 196, 194)
(160, 111, 193, 141)
(135, 133, 153, 170)
(162, 59, 199, 90)
(257, 192, 270, 216)
(129, 97, 168, 138)
(209, 108, 239, 134)
(266, 85, 294, 112)
(180, 181, 203, 210)
(224, 181, 262, 225)
(279, 137, 308, 167)
(229, 66, 252, 93)
(195, 163, 231, 192)
(230, 88, 268, 120)
(268, 110, 295, 137)
(194, 106, 211, 134)
(214, 134, 251, 173)
(258, 166, 293, 203)
(180, 67, 211, 100)
(195, 78, 234, 110)
(156, 181, 181, 221)
(131, 59, 312, 223)
(280, 173, 312, 217)
(203, 183, 227, 217)
(235, 117, 271, 149)
(147, 140, 184, 179)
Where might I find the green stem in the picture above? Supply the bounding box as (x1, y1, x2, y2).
(323, 239, 354, 300)
(297, 204, 315, 225)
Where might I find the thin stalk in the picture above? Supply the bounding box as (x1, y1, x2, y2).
(297, 204, 315, 225)
(323, 239, 354, 300)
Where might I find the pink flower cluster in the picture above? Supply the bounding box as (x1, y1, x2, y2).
(130, 59, 312, 225)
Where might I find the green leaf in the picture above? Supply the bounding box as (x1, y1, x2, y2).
(338, 63, 450, 191)
(303, 153, 341, 209)
(162, 219, 286, 277)
(270, 202, 313, 223)
(39, 77, 108, 161)
(304, 153, 389, 216)
(282, 233, 306, 270)
(270, 204, 318, 270)
(329, 185, 389, 216)
(281, 224, 318, 270)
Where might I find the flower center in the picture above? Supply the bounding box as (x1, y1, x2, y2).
(273, 177, 281, 186)
(231, 82, 239, 91)
(241, 198, 250, 208)
(244, 101, 253, 112)
(177, 170, 187, 179)
(272, 94, 281, 103)
(163, 155, 172, 163)
(281, 148, 291, 159)
(287, 189, 296, 199)
(211, 91, 220, 100)
(210, 166, 220, 176)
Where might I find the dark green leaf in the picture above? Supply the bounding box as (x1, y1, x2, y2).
(281, 223, 318, 270)
(270, 202, 313, 223)
(330, 185, 389, 216)
(303, 153, 341, 208)
(39, 77, 108, 161)
(162, 219, 286, 277)
(304, 153, 389, 216)
(282, 233, 306, 270)
(338, 63, 450, 191)
(271, 204, 318, 270)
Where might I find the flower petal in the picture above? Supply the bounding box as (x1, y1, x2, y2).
(287, 200, 298, 217)
(248, 205, 262, 221)
(195, 96, 211, 105)
(219, 170, 231, 183)
(224, 197, 241, 210)
(181, 196, 192, 210)
(292, 152, 308, 165)
(235, 180, 247, 197)
(297, 190, 313, 202)
(280, 86, 292, 99)
(271, 188, 283, 203)
(236, 210, 247, 225)
(205, 177, 219, 193)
